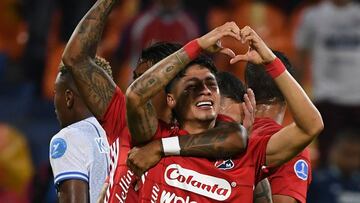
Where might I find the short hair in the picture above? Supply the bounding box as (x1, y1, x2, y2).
(216, 71, 245, 103)
(245, 51, 295, 104)
(94, 56, 113, 79)
(140, 42, 182, 65)
(165, 53, 218, 93)
(59, 56, 113, 79)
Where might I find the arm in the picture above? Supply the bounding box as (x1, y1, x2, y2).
(231, 26, 323, 167)
(126, 22, 241, 146)
(127, 122, 248, 176)
(254, 179, 273, 203)
(58, 180, 88, 203)
(62, 0, 118, 119)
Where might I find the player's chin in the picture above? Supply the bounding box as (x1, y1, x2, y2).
(196, 112, 217, 122)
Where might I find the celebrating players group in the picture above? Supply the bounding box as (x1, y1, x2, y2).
(49, 0, 324, 202)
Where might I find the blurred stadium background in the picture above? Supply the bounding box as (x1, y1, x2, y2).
(0, 0, 359, 202)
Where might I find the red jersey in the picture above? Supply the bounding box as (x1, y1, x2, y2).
(138, 115, 273, 203)
(252, 117, 312, 203)
(100, 87, 138, 203)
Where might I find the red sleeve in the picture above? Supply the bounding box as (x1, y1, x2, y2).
(152, 120, 174, 140)
(268, 149, 312, 203)
(248, 135, 273, 184)
(100, 86, 126, 144)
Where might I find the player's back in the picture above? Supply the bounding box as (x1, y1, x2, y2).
(50, 116, 110, 203)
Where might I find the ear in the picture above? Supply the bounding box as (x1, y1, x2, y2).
(65, 89, 74, 109)
(167, 93, 176, 109)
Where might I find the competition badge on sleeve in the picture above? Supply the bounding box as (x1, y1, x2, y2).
(294, 159, 308, 180)
(50, 138, 67, 159)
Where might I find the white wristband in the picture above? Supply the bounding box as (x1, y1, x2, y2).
(161, 137, 181, 156)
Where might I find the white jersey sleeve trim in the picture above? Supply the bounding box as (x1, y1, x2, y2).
(54, 171, 89, 185)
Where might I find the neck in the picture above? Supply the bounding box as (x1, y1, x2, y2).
(157, 108, 173, 124)
(255, 103, 286, 125)
(71, 108, 93, 125)
(180, 119, 216, 134)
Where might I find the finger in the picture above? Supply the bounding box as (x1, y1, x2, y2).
(242, 35, 257, 45)
(244, 93, 254, 115)
(220, 48, 236, 58)
(240, 26, 254, 38)
(247, 88, 256, 109)
(230, 54, 249, 64)
(218, 30, 241, 41)
(242, 101, 250, 118)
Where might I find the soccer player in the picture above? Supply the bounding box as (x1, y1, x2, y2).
(49, 61, 110, 203)
(61, 1, 249, 202)
(245, 51, 311, 203)
(126, 25, 323, 202)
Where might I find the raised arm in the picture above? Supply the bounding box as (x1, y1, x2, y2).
(126, 22, 240, 146)
(62, 0, 118, 119)
(230, 26, 323, 167)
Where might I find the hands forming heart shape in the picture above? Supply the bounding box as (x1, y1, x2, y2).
(196, 22, 276, 66)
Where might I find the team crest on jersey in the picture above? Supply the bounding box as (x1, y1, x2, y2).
(95, 138, 109, 153)
(294, 159, 308, 180)
(215, 159, 234, 170)
(50, 138, 67, 159)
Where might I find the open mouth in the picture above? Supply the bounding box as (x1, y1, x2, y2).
(195, 100, 214, 109)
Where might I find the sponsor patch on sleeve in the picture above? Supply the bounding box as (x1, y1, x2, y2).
(50, 138, 67, 159)
(293, 159, 308, 180)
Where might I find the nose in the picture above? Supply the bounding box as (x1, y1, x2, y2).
(199, 83, 212, 96)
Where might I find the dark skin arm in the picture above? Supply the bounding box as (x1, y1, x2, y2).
(126, 22, 241, 146)
(178, 121, 247, 159)
(254, 179, 273, 203)
(127, 121, 248, 176)
(62, 0, 118, 119)
(57, 180, 88, 203)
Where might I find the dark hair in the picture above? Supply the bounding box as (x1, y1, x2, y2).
(216, 71, 245, 103)
(140, 42, 182, 65)
(165, 53, 218, 93)
(245, 50, 295, 104)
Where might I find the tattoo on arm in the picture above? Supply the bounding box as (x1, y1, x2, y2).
(128, 50, 188, 106)
(126, 49, 191, 145)
(127, 101, 158, 146)
(254, 179, 273, 203)
(178, 122, 247, 159)
(62, 0, 118, 118)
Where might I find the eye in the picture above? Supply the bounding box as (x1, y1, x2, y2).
(185, 85, 196, 91)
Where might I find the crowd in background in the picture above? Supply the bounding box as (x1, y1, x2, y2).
(0, 0, 360, 202)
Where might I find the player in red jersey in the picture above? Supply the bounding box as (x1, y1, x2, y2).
(126, 25, 323, 202)
(246, 51, 312, 203)
(61, 1, 250, 202)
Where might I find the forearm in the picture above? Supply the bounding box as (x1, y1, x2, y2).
(163, 123, 247, 159)
(61, 0, 118, 118)
(126, 41, 198, 107)
(273, 68, 323, 137)
(63, 0, 117, 64)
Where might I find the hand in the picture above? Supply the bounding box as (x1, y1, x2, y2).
(230, 26, 276, 65)
(127, 140, 163, 177)
(242, 88, 256, 133)
(197, 21, 241, 58)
